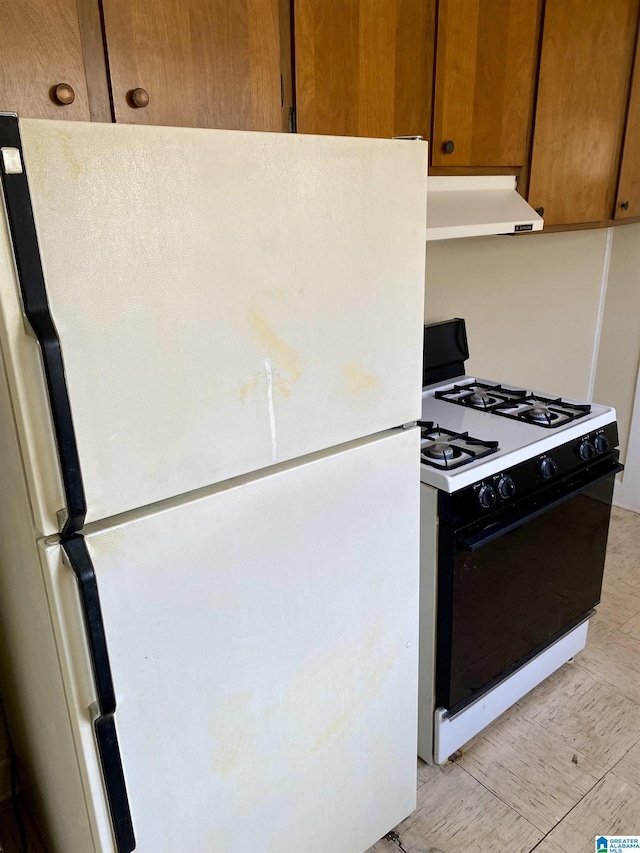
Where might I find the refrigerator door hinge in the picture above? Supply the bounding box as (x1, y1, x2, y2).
(1, 146, 23, 174)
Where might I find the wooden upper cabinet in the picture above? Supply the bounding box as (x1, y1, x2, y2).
(528, 0, 639, 226)
(615, 34, 640, 219)
(100, 0, 288, 131)
(431, 0, 541, 168)
(0, 0, 91, 120)
(294, 0, 435, 139)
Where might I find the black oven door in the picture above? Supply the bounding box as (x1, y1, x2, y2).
(436, 457, 623, 714)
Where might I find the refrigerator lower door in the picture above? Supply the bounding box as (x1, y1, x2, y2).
(41, 429, 419, 853)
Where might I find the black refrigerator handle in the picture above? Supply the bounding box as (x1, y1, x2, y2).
(1, 113, 136, 853)
(63, 536, 136, 853)
(0, 113, 86, 537)
(460, 461, 624, 552)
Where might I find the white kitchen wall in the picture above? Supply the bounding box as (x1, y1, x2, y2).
(424, 229, 609, 400)
(594, 223, 640, 509)
(593, 223, 640, 465)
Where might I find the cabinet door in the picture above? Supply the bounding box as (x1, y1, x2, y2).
(616, 37, 640, 219)
(294, 0, 435, 139)
(0, 0, 91, 120)
(101, 0, 286, 131)
(528, 0, 639, 226)
(431, 0, 541, 168)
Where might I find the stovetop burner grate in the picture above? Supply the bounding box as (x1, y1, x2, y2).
(491, 393, 591, 428)
(418, 421, 499, 469)
(434, 381, 591, 428)
(435, 382, 528, 410)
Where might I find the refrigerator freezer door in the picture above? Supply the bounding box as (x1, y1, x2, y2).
(0, 119, 426, 532)
(41, 428, 420, 853)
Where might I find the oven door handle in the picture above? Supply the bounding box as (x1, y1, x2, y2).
(459, 460, 624, 552)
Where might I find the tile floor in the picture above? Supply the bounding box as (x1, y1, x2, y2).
(1, 508, 638, 853)
(369, 506, 640, 853)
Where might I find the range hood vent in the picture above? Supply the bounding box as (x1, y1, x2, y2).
(426, 175, 543, 241)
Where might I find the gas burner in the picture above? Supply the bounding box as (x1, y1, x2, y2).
(434, 381, 592, 428)
(492, 395, 591, 428)
(418, 421, 499, 470)
(469, 389, 496, 408)
(426, 441, 458, 461)
(435, 382, 529, 411)
(526, 402, 556, 425)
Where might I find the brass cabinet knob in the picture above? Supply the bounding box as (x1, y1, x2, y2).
(130, 88, 150, 108)
(54, 83, 75, 105)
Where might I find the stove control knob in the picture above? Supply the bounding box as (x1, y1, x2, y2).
(538, 456, 558, 479)
(497, 475, 516, 499)
(594, 434, 609, 454)
(478, 483, 498, 509)
(578, 439, 596, 461)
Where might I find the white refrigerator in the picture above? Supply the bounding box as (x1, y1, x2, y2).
(0, 116, 427, 853)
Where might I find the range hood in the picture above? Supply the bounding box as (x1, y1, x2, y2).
(426, 175, 544, 241)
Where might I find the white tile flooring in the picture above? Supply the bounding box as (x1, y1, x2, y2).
(369, 506, 640, 853)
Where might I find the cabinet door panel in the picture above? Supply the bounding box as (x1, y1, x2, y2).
(431, 0, 540, 168)
(0, 0, 90, 120)
(101, 0, 285, 131)
(528, 0, 639, 226)
(295, 0, 435, 139)
(616, 38, 640, 219)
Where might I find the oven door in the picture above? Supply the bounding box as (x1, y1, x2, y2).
(436, 457, 623, 713)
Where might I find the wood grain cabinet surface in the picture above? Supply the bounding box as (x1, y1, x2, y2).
(0, 0, 92, 120)
(528, 0, 640, 226)
(100, 0, 289, 131)
(615, 34, 640, 220)
(3, 0, 640, 233)
(431, 0, 541, 169)
(294, 0, 435, 140)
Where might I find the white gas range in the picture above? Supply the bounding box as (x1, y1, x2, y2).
(417, 327, 621, 766)
(420, 377, 616, 491)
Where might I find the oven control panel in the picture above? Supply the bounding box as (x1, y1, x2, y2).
(472, 471, 519, 509)
(440, 421, 620, 524)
